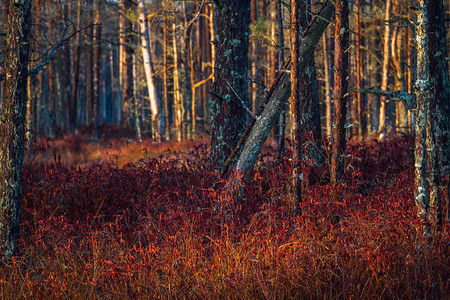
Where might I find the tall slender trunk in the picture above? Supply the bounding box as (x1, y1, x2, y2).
(70, 0, 82, 133)
(163, 3, 170, 139)
(172, 23, 182, 141)
(290, 0, 302, 212)
(323, 30, 332, 138)
(330, 0, 349, 184)
(92, 0, 102, 138)
(378, 0, 391, 139)
(355, 1, 365, 139)
(276, 0, 286, 161)
(62, 3, 72, 134)
(139, 0, 164, 140)
(0, 0, 32, 259)
(414, 0, 431, 227)
(183, 2, 193, 139)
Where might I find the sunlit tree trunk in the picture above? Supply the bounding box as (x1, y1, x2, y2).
(330, 0, 349, 184)
(378, 0, 391, 139)
(323, 29, 333, 138)
(120, 0, 134, 128)
(0, 0, 32, 259)
(355, 1, 365, 139)
(172, 22, 182, 142)
(209, 0, 251, 170)
(139, 0, 164, 141)
(183, 2, 193, 139)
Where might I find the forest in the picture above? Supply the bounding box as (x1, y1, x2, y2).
(0, 0, 449, 298)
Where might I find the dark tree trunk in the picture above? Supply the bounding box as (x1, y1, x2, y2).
(70, 0, 82, 133)
(209, 0, 251, 170)
(62, 3, 72, 134)
(299, 0, 322, 165)
(290, 0, 302, 211)
(427, 0, 450, 176)
(92, 0, 102, 138)
(0, 0, 32, 259)
(330, 0, 349, 185)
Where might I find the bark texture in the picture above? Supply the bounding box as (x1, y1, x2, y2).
(290, 0, 302, 210)
(330, 0, 349, 185)
(427, 0, 450, 174)
(209, 0, 251, 170)
(0, 0, 32, 258)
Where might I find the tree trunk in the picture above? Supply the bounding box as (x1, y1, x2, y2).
(233, 0, 334, 177)
(70, 0, 82, 133)
(355, 1, 365, 139)
(209, 0, 251, 171)
(120, 0, 134, 128)
(92, 0, 102, 139)
(183, 2, 193, 139)
(172, 22, 182, 141)
(139, 0, 164, 141)
(378, 0, 391, 139)
(330, 0, 349, 185)
(427, 0, 450, 176)
(0, 0, 32, 259)
(163, 3, 170, 139)
(413, 0, 432, 227)
(323, 29, 333, 138)
(290, 0, 302, 212)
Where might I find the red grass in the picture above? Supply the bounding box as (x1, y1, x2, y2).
(1, 134, 449, 298)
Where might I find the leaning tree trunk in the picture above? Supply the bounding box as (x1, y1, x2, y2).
(209, 0, 251, 171)
(232, 0, 334, 178)
(139, 0, 164, 141)
(0, 0, 32, 259)
(330, 0, 349, 185)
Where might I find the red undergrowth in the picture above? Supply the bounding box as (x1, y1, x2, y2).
(1, 134, 448, 298)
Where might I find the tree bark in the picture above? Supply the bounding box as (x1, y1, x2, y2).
(413, 0, 432, 227)
(70, 0, 82, 133)
(92, 0, 102, 138)
(290, 0, 302, 211)
(330, 0, 349, 185)
(139, 0, 164, 141)
(427, 0, 450, 176)
(232, 0, 334, 177)
(209, 0, 251, 171)
(172, 22, 182, 141)
(378, 0, 391, 139)
(0, 0, 32, 259)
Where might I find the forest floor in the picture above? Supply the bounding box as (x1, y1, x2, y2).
(1, 129, 449, 298)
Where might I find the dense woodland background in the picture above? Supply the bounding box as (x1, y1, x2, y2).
(0, 0, 449, 298)
(1, 0, 448, 141)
